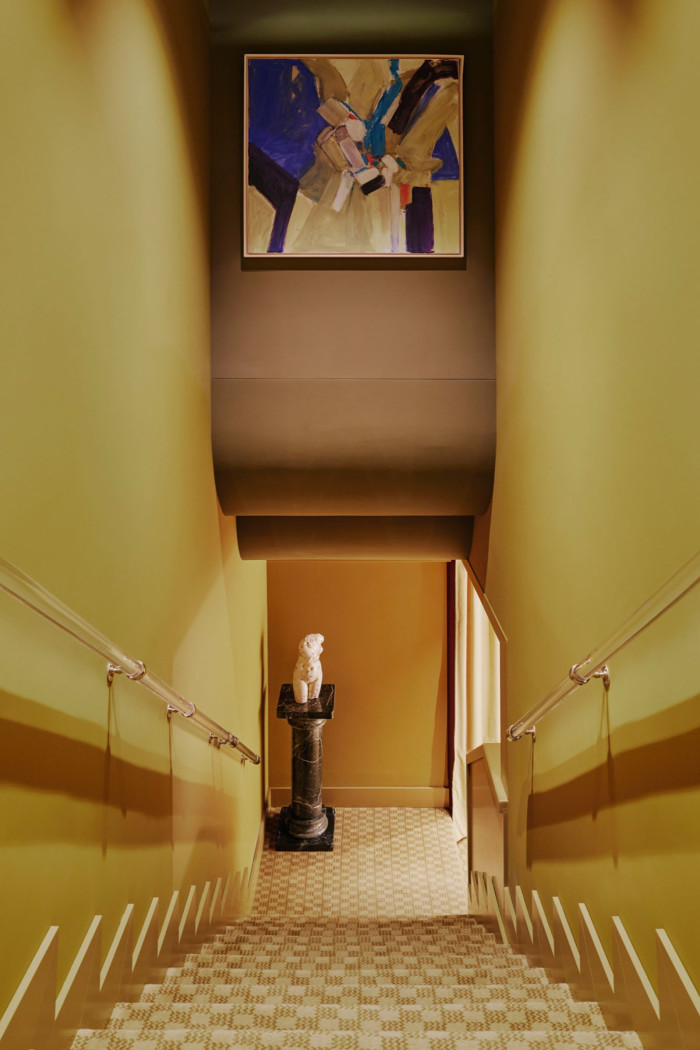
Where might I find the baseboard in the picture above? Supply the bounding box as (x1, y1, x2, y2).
(469, 871, 700, 1050)
(0, 840, 261, 1050)
(268, 786, 449, 808)
(242, 812, 267, 913)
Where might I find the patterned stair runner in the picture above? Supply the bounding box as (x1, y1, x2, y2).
(72, 809, 642, 1049)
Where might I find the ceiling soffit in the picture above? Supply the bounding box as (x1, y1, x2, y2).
(211, 7, 495, 558)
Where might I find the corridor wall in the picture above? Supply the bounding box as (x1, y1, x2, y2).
(0, 0, 266, 1017)
(267, 562, 448, 807)
(487, 0, 700, 987)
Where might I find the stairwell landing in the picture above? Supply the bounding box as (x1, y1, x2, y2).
(72, 808, 642, 1049)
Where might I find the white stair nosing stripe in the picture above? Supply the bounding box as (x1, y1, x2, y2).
(656, 928, 700, 1048)
(55, 915, 101, 1019)
(209, 878, 223, 927)
(514, 885, 533, 941)
(178, 884, 197, 947)
(503, 886, 517, 934)
(52, 914, 103, 1045)
(485, 878, 508, 946)
(132, 897, 159, 973)
(612, 917, 660, 1017)
(532, 891, 555, 956)
(99, 903, 134, 994)
(195, 881, 212, 936)
(552, 897, 581, 971)
(657, 930, 700, 1012)
(0, 925, 58, 1050)
(579, 902, 615, 994)
(218, 874, 232, 922)
(157, 891, 180, 960)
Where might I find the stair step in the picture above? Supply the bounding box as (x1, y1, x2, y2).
(140, 982, 575, 1008)
(105, 999, 609, 1034)
(73, 1028, 643, 1048)
(163, 974, 549, 992)
(183, 945, 526, 968)
(212, 933, 488, 943)
(192, 949, 514, 961)
(201, 944, 496, 957)
(218, 918, 485, 929)
(209, 938, 493, 953)
(210, 932, 491, 940)
(207, 928, 493, 945)
(173, 962, 541, 985)
(206, 944, 493, 961)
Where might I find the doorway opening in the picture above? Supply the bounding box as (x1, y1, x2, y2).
(448, 560, 505, 880)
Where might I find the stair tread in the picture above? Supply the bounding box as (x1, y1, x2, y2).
(186, 953, 513, 966)
(108, 999, 607, 1027)
(73, 1028, 643, 1048)
(139, 983, 576, 1005)
(161, 974, 549, 990)
(217, 921, 484, 931)
(174, 965, 541, 981)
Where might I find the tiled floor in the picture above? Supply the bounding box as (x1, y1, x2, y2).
(251, 809, 470, 919)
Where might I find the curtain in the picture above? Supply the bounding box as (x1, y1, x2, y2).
(451, 562, 501, 842)
(451, 561, 469, 840)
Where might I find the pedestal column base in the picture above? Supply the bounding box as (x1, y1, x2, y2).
(275, 806, 335, 852)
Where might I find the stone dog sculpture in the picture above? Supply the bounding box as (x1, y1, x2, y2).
(292, 633, 324, 704)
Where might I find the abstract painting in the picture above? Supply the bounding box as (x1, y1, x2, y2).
(245, 55, 463, 258)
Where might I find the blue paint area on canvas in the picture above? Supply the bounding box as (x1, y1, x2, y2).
(405, 82, 441, 135)
(366, 123, 386, 157)
(248, 59, 325, 180)
(365, 58, 402, 158)
(248, 143, 299, 253)
(432, 128, 460, 180)
(406, 186, 434, 253)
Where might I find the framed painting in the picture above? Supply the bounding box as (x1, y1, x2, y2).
(244, 55, 464, 259)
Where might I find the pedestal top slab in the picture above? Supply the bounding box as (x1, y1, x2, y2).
(277, 683, 335, 720)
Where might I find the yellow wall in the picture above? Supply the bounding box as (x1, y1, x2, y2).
(267, 562, 447, 803)
(0, 0, 266, 1015)
(488, 0, 700, 985)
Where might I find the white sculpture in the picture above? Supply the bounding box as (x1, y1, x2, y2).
(292, 633, 324, 704)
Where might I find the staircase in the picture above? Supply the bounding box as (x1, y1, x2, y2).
(71, 810, 642, 1049)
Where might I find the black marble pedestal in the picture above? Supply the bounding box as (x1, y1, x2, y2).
(276, 683, 335, 851)
(276, 806, 335, 852)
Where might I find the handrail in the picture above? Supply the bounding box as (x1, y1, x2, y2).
(0, 556, 261, 764)
(508, 547, 700, 742)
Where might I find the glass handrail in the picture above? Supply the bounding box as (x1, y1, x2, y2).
(0, 555, 261, 764)
(507, 547, 700, 742)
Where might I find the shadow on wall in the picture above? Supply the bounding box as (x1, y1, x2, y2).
(495, 0, 644, 245)
(66, 0, 208, 222)
(0, 690, 245, 851)
(524, 691, 700, 863)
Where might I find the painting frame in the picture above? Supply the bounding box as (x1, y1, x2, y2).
(244, 54, 464, 260)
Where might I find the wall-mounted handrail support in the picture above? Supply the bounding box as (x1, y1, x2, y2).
(107, 660, 147, 687)
(0, 555, 261, 765)
(569, 661, 610, 690)
(507, 547, 700, 743)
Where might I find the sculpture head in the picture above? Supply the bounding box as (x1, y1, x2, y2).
(299, 633, 324, 659)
